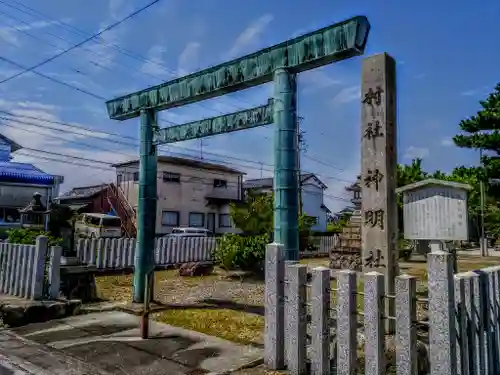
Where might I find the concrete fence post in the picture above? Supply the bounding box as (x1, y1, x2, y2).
(454, 273, 469, 375)
(395, 274, 417, 375)
(470, 271, 486, 374)
(310, 266, 331, 375)
(31, 235, 48, 300)
(428, 250, 456, 375)
(363, 271, 385, 375)
(284, 262, 308, 375)
(337, 269, 358, 375)
(0, 243, 8, 293)
(49, 246, 62, 299)
(264, 243, 285, 370)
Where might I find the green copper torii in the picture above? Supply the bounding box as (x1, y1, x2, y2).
(104, 15, 370, 302)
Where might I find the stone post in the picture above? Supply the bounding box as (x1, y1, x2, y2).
(49, 246, 62, 299)
(361, 53, 399, 330)
(32, 235, 48, 300)
(264, 243, 285, 369)
(428, 251, 456, 375)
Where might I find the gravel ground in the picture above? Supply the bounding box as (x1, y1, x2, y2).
(153, 273, 266, 307)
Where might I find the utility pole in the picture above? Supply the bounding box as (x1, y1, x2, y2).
(480, 148, 488, 256)
(200, 139, 204, 160)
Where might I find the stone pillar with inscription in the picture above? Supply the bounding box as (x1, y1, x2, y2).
(361, 53, 399, 327)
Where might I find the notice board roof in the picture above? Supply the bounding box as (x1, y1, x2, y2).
(395, 179, 472, 194)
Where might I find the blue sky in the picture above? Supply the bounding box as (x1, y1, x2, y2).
(0, 0, 498, 212)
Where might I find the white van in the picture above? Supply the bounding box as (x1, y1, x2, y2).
(75, 213, 122, 238)
(168, 227, 213, 237)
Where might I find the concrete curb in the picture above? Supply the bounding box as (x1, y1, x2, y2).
(206, 357, 264, 375)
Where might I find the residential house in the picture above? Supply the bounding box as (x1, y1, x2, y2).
(243, 173, 331, 232)
(114, 156, 244, 235)
(56, 184, 113, 214)
(0, 134, 63, 227)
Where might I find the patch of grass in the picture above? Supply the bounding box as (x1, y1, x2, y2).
(153, 308, 264, 345)
(299, 257, 329, 267)
(95, 269, 218, 301)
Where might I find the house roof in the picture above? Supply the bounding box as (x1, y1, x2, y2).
(243, 173, 327, 189)
(395, 178, 472, 194)
(0, 161, 55, 185)
(58, 184, 108, 200)
(0, 134, 21, 152)
(112, 155, 244, 175)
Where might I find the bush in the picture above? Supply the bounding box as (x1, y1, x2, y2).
(215, 234, 268, 271)
(7, 228, 62, 246)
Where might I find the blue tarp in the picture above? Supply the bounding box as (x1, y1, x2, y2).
(0, 161, 55, 185)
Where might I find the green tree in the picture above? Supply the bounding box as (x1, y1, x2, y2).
(327, 208, 353, 232)
(453, 83, 500, 189)
(229, 191, 315, 236)
(397, 158, 428, 187)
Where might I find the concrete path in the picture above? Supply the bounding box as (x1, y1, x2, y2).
(2, 311, 263, 375)
(0, 331, 107, 374)
(457, 248, 500, 257)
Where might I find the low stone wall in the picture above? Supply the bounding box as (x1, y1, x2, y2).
(0, 296, 81, 327)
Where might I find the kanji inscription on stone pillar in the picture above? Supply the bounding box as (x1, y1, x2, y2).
(361, 53, 399, 290)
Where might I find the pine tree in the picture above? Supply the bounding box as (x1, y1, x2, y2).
(453, 83, 500, 181)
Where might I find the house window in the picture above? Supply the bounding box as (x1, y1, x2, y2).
(133, 172, 139, 182)
(189, 212, 205, 227)
(117, 174, 122, 186)
(219, 214, 231, 228)
(163, 172, 181, 183)
(214, 179, 227, 188)
(354, 190, 361, 199)
(161, 211, 179, 226)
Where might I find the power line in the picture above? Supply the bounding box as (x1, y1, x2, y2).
(0, 8, 129, 77)
(15, 150, 351, 203)
(0, 0, 163, 84)
(0, 55, 106, 99)
(0, 0, 260, 114)
(0, 115, 355, 187)
(0, 111, 353, 183)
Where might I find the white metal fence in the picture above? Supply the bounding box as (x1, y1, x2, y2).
(76, 237, 216, 269)
(0, 236, 61, 300)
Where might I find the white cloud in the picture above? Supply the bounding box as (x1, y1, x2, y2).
(403, 146, 429, 160)
(460, 86, 490, 97)
(83, 26, 121, 70)
(0, 19, 65, 46)
(178, 42, 201, 76)
(79, 0, 133, 70)
(225, 14, 273, 59)
(301, 70, 341, 94)
(0, 100, 136, 193)
(332, 85, 360, 106)
(140, 45, 171, 78)
(108, 0, 134, 21)
(441, 137, 454, 147)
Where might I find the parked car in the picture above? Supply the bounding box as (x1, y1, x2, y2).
(165, 227, 213, 237)
(74, 213, 122, 239)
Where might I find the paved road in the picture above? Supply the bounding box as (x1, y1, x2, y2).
(0, 354, 32, 375)
(0, 311, 262, 375)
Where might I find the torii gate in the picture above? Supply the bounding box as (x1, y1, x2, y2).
(105, 16, 370, 302)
